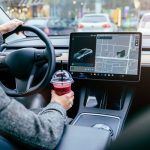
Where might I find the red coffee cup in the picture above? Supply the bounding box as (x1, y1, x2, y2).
(53, 82, 71, 96)
(51, 70, 74, 96)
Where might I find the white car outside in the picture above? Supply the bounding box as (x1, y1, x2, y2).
(76, 13, 117, 32)
(138, 13, 150, 35)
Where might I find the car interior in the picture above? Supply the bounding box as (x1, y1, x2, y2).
(0, 5, 149, 150)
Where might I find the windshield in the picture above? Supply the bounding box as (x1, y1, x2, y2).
(1, 0, 150, 37)
(25, 19, 48, 26)
(80, 15, 108, 23)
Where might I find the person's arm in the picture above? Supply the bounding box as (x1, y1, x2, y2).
(0, 86, 74, 150)
(0, 19, 23, 46)
(0, 19, 23, 35)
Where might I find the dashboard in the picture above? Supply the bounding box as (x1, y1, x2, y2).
(3, 34, 150, 72)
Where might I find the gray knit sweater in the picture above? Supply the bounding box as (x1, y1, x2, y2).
(0, 33, 66, 149)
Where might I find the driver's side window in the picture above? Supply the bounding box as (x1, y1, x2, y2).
(0, 8, 10, 25)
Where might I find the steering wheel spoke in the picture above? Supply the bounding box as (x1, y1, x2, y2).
(26, 65, 37, 90)
(0, 52, 7, 69)
(15, 78, 29, 93)
(15, 65, 37, 93)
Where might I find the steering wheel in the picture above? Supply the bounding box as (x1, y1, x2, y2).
(0, 25, 55, 97)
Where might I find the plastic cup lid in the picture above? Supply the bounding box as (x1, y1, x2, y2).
(51, 70, 74, 84)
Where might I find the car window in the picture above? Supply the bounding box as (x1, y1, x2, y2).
(0, 8, 10, 25)
(80, 16, 108, 23)
(0, 0, 150, 45)
(25, 19, 47, 26)
(0, 7, 25, 42)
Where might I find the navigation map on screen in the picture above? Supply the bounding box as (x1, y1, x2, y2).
(95, 34, 139, 75)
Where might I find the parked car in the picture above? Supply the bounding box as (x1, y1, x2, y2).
(25, 17, 75, 36)
(122, 17, 138, 30)
(137, 13, 150, 35)
(25, 17, 51, 35)
(76, 13, 117, 32)
(47, 19, 75, 35)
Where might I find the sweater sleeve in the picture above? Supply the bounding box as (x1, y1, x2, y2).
(0, 86, 66, 150)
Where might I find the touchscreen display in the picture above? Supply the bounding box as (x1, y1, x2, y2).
(69, 32, 142, 81)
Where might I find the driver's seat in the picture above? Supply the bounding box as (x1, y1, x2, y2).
(0, 136, 16, 150)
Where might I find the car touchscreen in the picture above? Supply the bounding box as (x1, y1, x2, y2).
(69, 32, 142, 81)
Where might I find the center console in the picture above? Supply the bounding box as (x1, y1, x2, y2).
(71, 83, 134, 140)
(57, 32, 142, 150)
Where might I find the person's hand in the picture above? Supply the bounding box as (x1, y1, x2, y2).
(51, 90, 74, 110)
(0, 19, 24, 34)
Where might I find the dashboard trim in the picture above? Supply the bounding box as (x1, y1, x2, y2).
(72, 112, 121, 138)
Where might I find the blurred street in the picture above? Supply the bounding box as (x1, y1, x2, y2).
(0, 0, 150, 35)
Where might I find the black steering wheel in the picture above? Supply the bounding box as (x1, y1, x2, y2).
(0, 25, 55, 97)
